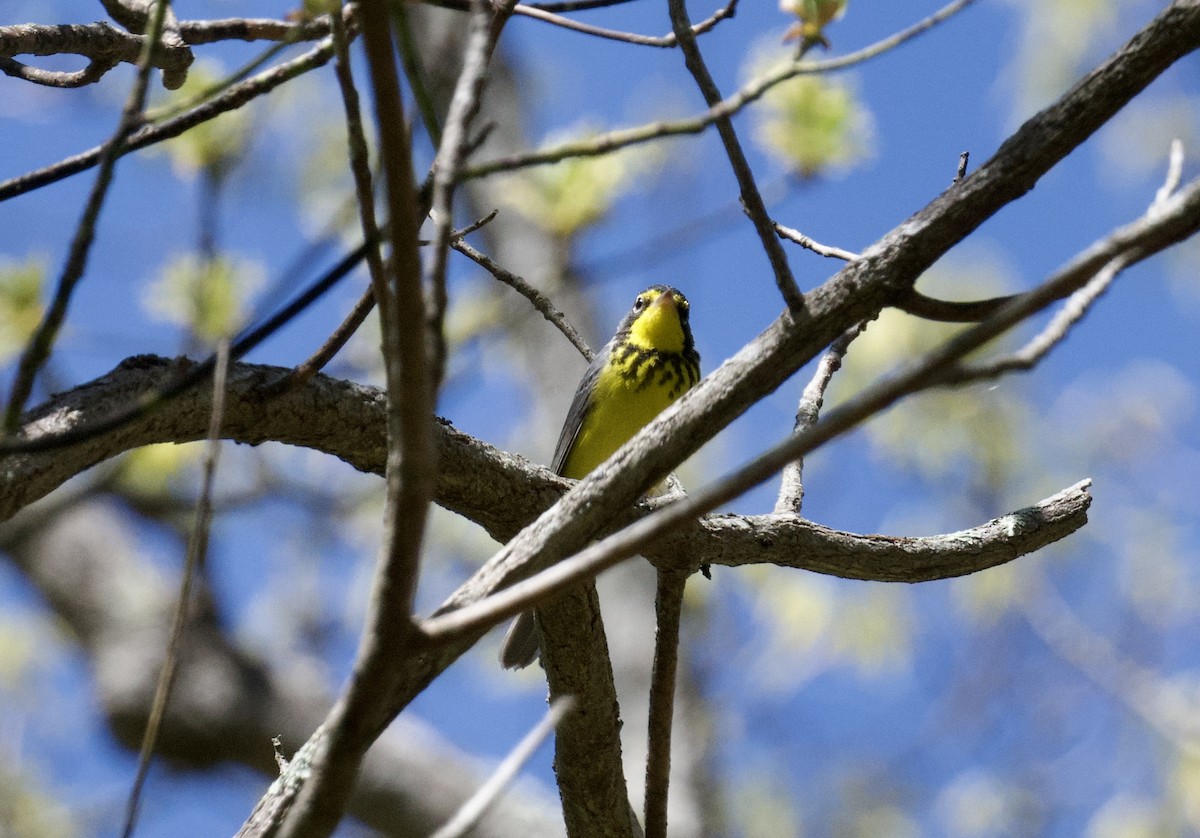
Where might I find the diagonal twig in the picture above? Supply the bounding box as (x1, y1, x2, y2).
(431, 696, 576, 838)
(452, 238, 594, 361)
(0, 36, 337, 203)
(775, 322, 867, 514)
(667, 0, 802, 311)
(427, 0, 515, 389)
(120, 339, 230, 838)
(463, 0, 977, 180)
(287, 0, 389, 391)
(509, 0, 735, 47)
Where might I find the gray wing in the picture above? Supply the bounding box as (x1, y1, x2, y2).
(551, 341, 610, 475)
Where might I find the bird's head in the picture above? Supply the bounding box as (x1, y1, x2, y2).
(620, 285, 693, 354)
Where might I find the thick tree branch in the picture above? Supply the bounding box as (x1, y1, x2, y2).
(0, 13, 344, 90)
(0, 357, 1092, 587)
(644, 570, 686, 838)
(0, 357, 1091, 582)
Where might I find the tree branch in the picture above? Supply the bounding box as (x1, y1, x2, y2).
(462, 0, 977, 180)
(0, 36, 337, 202)
(4, 0, 173, 430)
(0, 499, 564, 838)
(644, 569, 686, 838)
(667, 0, 800, 310)
(275, 0, 438, 833)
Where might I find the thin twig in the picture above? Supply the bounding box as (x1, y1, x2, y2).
(1155, 138, 1185, 206)
(275, 0, 462, 831)
(938, 256, 1129, 385)
(0, 37, 336, 203)
(775, 322, 866, 514)
(427, 0, 514, 389)
(772, 221, 1101, 325)
(356, 0, 432, 655)
(942, 141, 1189, 384)
(288, 287, 378, 383)
(526, 0, 638, 10)
(298, 0, 388, 392)
(667, 0, 802, 311)
(430, 696, 577, 838)
(506, 0, 736, 48)
(644, 570, 687, 838)
(120, 339, 230, 838)
(4, 0, 172, 431)
(773, 221, 860, 261)
(177, 14, 345, 45)
(462, 0, 977, 180)
(452, 238, 594, 361)
(954, 150, 970, 184)
(0, 240, 369, 455)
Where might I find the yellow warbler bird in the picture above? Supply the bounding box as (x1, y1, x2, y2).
(500, 285, 701, 669)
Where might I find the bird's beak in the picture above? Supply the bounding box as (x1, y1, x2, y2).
(652, 293, 677, 313)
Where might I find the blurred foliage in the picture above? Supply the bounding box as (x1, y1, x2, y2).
(954, 563, 1026, 627)
(1046, 358, 1195, 469)
(834, 258, 1022, 487)
(495, 124, 660, 236)
(934, 770, 1029, 836)
(837, 805, 919, 838)
(115, 442, 198, 497)
(0, 256, 44, 363)
(0, 765, 76, 838)
(152, 61, 252, 182)
(747, 46, 872, 178)
(0, 614, 75, 838)
(0, 614, 46, 692)
(1086, 795, 1163, 838)
(778, 0, 849, 51)
(143, 252, 265, 343)
(1168, 750, 1200, 833)
(746, 569, 911, 693)
(1000, 0, 1123, 114)
(297, 114, 369, 243)
(1099, 94, 1200, 185)
(734, 772, 804, 838)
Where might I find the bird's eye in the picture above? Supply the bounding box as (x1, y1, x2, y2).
(634, 295, 646, 311)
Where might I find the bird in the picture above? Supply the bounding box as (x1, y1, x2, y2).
(499, 285, 701, 669)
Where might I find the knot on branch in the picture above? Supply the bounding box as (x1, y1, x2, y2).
(0, 19, 193, 90)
